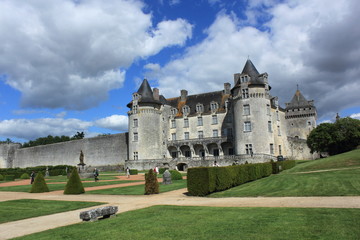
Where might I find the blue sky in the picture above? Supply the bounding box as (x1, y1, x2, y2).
(0, 0, 359, 142)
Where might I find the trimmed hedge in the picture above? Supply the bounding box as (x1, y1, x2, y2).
(129, 169, 138, 175)
(30, 173, 49, 193)
(169, 170, 183, 180)
(159, 168, 166, 174)
(0, 174, 3, 181)
(271, 160, 296, 174)
(187, 162, 273, 196)
(20, 173, 30, 179)
(4, 175, 15, 181)
(0, 165, 74, 179)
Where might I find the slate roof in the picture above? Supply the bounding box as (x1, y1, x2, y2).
(166, 90, 230, 117)
(233, 59, 266, 87)
(286, 90, 314, 110)
(127, 79, 161, 108)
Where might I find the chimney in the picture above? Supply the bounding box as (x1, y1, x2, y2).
(153, 88, 159, 101)
(224, 83, 231, 94)
(180, 89, 188, 101)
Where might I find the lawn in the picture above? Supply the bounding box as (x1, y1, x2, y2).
(45, 175, 119, 182)
(0, 180, 141, 192)
(87, 179, 187, 195)
(14, 205, 360, 240)
(209, 168, 360, 197)
(0, 199, 103, 224)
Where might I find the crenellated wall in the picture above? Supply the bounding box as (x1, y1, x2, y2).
(1, 133, 128, 168)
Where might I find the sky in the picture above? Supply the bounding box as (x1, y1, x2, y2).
(0, 0, 360, 143)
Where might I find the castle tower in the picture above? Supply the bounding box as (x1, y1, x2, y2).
(231, 60, 273, 156)
(127, 79, 163, 161)
(285, 88, 317, 139)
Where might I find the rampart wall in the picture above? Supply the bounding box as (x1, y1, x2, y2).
(4, 133, 128, 168)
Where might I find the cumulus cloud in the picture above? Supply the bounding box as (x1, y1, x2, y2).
(0, 118, 92, 141)
(0, 0, 192, 110)
(145, 0, 360, 120)
(0, 113, 129, 141)
(350, 113, 360, 120)
(94, 115, 128, 132)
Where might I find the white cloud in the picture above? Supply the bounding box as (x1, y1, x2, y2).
(350, 113, 360, 120)
(0, 0, 192, 110)
(145, 0, 360, 120)
(0, 118, 92, 141)
(94, 114, 128, 131)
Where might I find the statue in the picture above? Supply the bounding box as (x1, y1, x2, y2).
(79, 150, 84, 165)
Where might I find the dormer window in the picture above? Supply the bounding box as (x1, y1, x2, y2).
(210, 102, 218, 112)
(182, 105, 190, 115)
(132, 93, 140, 101)
(196, 104, 203, 113)
(171, 108, 178, 116)
(240, 75, 249, 83)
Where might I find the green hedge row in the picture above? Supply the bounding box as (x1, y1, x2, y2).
(187, 162, 273, 196)
(129, 169, 138, 175)
(271, 160, 296, 174)
(169, 170, 183, 180)
(0, 165, 75, 179)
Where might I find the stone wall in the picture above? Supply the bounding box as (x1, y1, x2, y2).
(0, 143, 21, 168)
(11, 133, 128, 168)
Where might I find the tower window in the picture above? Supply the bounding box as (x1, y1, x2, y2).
(133, 119, 138, 128)
(133, 132, 138, 142)
(246, 144, 253, 155)
(243, 104, 250, 115)
(279, 145, 282, 155)
(133, 151, 138, 160)
(133, 105, 138, 114)
(266, 104, 270, 115)
(277, 126, 281, 136)
(268, 121, 272, 132)
(184, 118, 189, 128)
(171, 119, 176, 128)
(242, 88, 249, 98)
(270, 144, 274, 154)
(244, 121, 252, 132)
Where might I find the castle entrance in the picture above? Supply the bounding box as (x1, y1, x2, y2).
(176, 163, 188, 171)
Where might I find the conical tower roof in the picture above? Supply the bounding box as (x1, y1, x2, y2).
(241, 59, 260, 79)
(286, 89, 314, 109)
(137, 79, 155, 102)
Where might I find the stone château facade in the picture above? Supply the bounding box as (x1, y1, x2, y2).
(126, 60, 317, 170)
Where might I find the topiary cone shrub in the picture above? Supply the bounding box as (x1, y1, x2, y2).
(145, 169, 159, 195)
(64, 168, 85, 194)
(30, 172, 49, 193)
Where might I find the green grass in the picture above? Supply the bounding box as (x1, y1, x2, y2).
(87, 180, 187, 195)
(45, 175, 119, 182)
(289, 149, 360, 173)
(0, 180, 141, 192)
(14, 205, 360, 240)
(0, 199, 103, 224)
(209, 167, 360, 197)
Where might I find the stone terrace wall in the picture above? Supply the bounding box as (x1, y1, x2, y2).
(0, 143, 21, 168)
(12, 133, 128, 168)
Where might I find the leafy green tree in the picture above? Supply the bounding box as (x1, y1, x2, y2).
(72, 132, 85, 140)
(307, 117, 360, 155)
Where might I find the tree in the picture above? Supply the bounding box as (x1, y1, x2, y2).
(64, 168, 85, 194)
(307, 117, 360, 155)
(72, 131, 85, 140)
(30, 172, 49, 193)
(145, 169, 159, 195)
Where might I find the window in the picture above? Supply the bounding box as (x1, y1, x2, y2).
(185, 151, 191, 158)
(240, 75, 249, 83)
(196, 104, 203, 113)
(198, 131, 204, 139)
(277, 126, 281, 136)
(270, 144, 274, 154)
(246, 144, 253, 155)
(212, 115, 218, 124)
(268, 121, 272, 132)
(266, 104, 270, 115)
(171, 119, 176, 128)
(213, 129, 218, 137)
(171, 133, 176, 141)
(197, 116, 203, 126)
(184, 118, 189, 128)
(133, 152, 138, 160)
(132, 93, 139, 101)
(171, 151, 177, 158)
(184, 132, 189, 140)
(244, 121, 252, 132)
(171, 108, 177, 115)
(276, 111, 280, 121)
(182, 105, 190, 115)
(279, 145, 282, 155)
(133, 105, 138, 114)
(307, 121, 311, 126)
(242, 88, 249, 98)
(133, 132, 138, 142)
(210, 102, 218, 112)
(133, 119, 138, 128)
(243, 104, 250, 115)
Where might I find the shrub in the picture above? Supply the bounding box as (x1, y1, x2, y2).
(30, 173, 49, 193)
(20, 173, 30, 179)
(145, 169, 159, 195)
(0, 174, 4, 181)
(129, 169, 138, 175)
(169, 170, 183, 180)
(187, 162, 273, 196)
(271, 160, 296, 174)
(64, 168, 85, 194)
(4, 175, 15, 181)
(159, 168, 166, 174)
